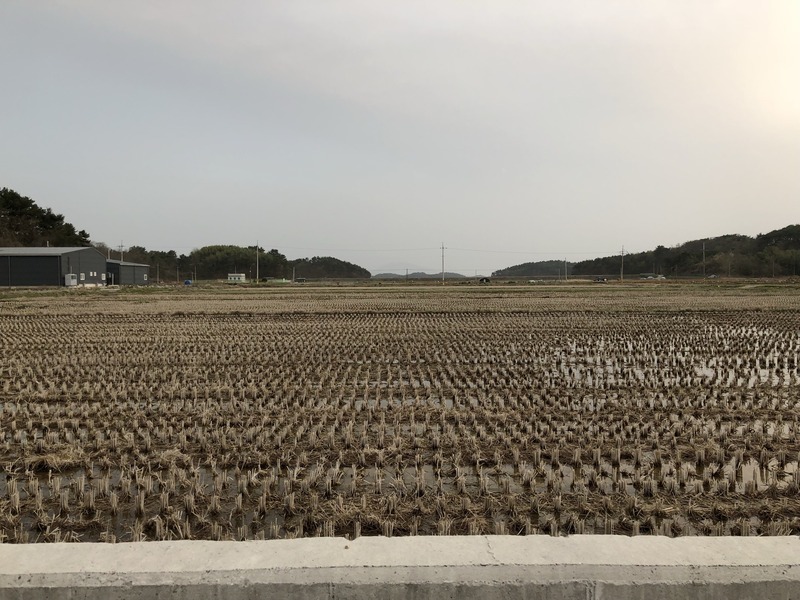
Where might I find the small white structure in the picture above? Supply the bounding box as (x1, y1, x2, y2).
(227, 273, 246, 283)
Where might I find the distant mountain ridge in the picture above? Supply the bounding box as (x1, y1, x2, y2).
(373, 272, 467, 279)
(492, 225, 800, 278)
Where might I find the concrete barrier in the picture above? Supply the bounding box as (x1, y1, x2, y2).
(2, 535, 799, 599)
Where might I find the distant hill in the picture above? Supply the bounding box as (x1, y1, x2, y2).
(493, 225, 800, 278)
(489, 260, 565, 278)
(289, 256, 370, 279)
(116, 246, 372, 280)
(373, 272, 467, 279)
(0, 187, 91, 247)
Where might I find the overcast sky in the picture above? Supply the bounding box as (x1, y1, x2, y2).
(1, 2, 798, 274)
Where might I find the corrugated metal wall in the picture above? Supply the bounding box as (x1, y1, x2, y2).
(106, 263, 150, 285)
(130, 265, 149, 285)
(0, 256, 60, 286)
(0, 249, 106, 286)
(60, 250, 106, 286)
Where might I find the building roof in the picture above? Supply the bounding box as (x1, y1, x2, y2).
(107, 259, 150, 268)
(0, 247, 97, 256)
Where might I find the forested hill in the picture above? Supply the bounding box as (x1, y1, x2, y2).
(104, 245, 372, 280)
(492, 225, 800, 278)
(0, 187, 91, 246)
(289, 256, 371, 279)
(489, 260, 566, 278)
(0, 187, 372, 279)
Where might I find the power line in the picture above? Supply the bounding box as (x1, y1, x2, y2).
(264, 246, 440, 253)
(118, 242, 636, 258)
(447, 246, 628, 256)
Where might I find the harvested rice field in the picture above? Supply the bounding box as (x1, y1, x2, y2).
(2, 282, 800, 542)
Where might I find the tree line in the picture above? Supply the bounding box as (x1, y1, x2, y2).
(493, 225, 800, 278)
(96, 244, 371, 281)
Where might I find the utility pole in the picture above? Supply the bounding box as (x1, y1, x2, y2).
(255, 240, 259, 282)
(564, 259, 568, 281)
(119, 241, 124, 263)
(620, 246, 625, 282)
(441, 243, 446, 285)
(702, 242, 706, 278)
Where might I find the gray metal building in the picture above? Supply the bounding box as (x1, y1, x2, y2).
(106, 259, 150, 286)
(0, 247, 107, 287)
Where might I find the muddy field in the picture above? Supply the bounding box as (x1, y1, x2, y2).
(1, 282, 800, 542)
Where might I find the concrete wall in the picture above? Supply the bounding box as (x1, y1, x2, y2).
(2, 535, 799, 599)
